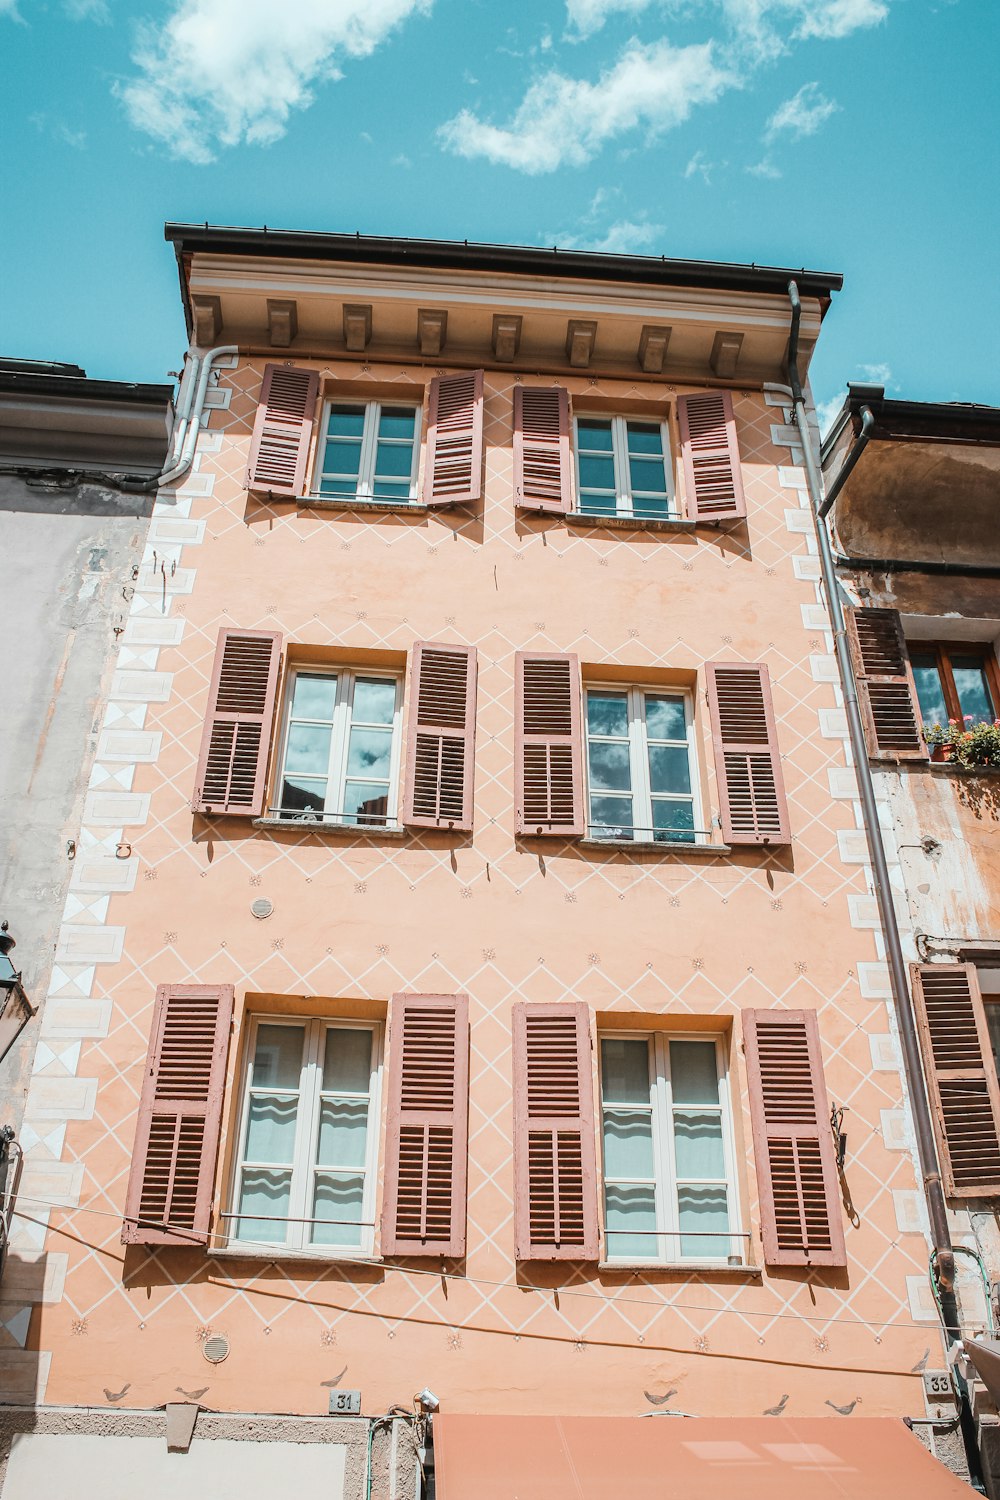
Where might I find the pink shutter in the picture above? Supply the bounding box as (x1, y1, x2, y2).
(912, 964, 1000, 1197)
(122, 984, 234, 1246)
(512, 1002, 599, 1261)
(401, 642, 477, 831)
(422, 371, 484, 507)
(246, 363, 319, 497)
(514, 652, 584, 837)
(514, 385, 572, 514)
(743, 1008, 846, 1268)
(706, 662, 790, 846)
(677, 391, 746, 521)
(381, 993, 470, 1257)
(193, 628, 281, 817)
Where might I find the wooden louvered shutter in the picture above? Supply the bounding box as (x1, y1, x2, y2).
(193, 628, 281, 817)
(912, 964, 1000, 1197)
(422, 370, 484, 507)
(846, 608, 925, 758)
(677, 391, 746, 522)
(706, 662, 790, 846)
(512, 1002, 599, 1261)
(122, 984, 233, 1246)
(402, 642, 477, 831)
(514, 385, 572, 514)
(246, 363, 319, 496)
(381, 993, 470, 1257)
(743, 1009, 845, 1268)
(514, 652, 584, 837)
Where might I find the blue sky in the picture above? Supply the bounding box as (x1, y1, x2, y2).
(2, 0, 997, 425)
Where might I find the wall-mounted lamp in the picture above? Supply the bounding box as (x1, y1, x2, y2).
(0, 923, 34, 1065)
(414, 1388, 440, 1413)
(831, 1104, 848, 1171)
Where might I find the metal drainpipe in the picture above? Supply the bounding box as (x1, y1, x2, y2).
(783, 282, 958, 1303)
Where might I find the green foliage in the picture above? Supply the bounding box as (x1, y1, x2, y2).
(922, 717, 1000, 769)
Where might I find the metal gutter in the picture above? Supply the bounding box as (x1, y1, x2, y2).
(822, 385, 1000, 457)
(834, 554, 1000, 579)
(0, 371, 174, 405)
(818, 406, 874, 519)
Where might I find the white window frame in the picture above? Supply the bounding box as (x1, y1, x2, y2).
(272, 666, 404, 826)
(227, 1014, 383, 1256)
(584, 683, 704, 844)
(573, 413, 677, 519)
(599, 1030, 740, 1266)
(312, 398, 422, 504)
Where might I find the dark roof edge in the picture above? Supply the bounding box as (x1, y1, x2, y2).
(823, 384, 1000, 452)
(0, 370, 174, 405)
(164, 222, 844, 301)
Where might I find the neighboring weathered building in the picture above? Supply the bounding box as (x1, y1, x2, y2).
(0, 242, 972, 1497)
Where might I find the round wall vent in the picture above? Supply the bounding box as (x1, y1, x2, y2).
(203, 1334, 230, 1364)
(250, 898, 274, 920)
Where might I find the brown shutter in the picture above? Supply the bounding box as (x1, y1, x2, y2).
(912, 964, 1000, 1197)
(514, 652, 584, 837)
(846, 608, 925, 758)
(381, 993, 470, 1257)
(512, 1002, 599, 1261)
(706, 662, 790, 845)
(743, 1009, 845, 1268)
(677, 390, 746, 522)
(422, 370, 484, 507)
(122, 983, 233, 1246)
(193, 628, 281, 817)
(246, 363, 319, 497)
(401, 642, 477, 832)
(513, 385, 572, 514)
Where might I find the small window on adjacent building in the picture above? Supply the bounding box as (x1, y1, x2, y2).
(230, 1017, 382, 1255)
(273, 669, 402, 826)
(909, 642, 999, 731)
(599, 1033, 739, 1264)
(574, 415, 677, 520)
(585, 685, 700, 843)
(314, 401, 420, 503)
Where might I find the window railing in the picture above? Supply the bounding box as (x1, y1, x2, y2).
(600, 1224, 753, 1264)
(586, 823, 711, 845)
(263, 807, 402, 831)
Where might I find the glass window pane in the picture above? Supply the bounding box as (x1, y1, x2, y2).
(951, 657, 995, 723)
(251, 1025, 304, 1090)
(343, 783, 389, 824)
(280, 777, 327, 814)
(652, 800, 695, 842)
(578, 454, 616, 492)
(671, 1040, 720, 1105)
(673, 1111, 726, 1179)
(587, 693, 629, 738)
(317, 1099, 370, 1168)
(244, 1094, 298, 1164)
(589, 794, 632, 836)
(323, 441, 362, 478)
(378, 407, 416, 440)
(910, 653, 948, 728)
(648, 744, 691, 795)
(320, 478, 361, 498)
(631, 496, 670, 519)
(327, 406, 366, 438)
(588, 740, 632, 792)
(604, 1183, 657, 1259)
(678, 1186, 730, 1260)
(372, 480, 412, 501)
(645, 696, 686, 741)
(284, 722, 332, 776)
(323, 1028, 373, 1093)
(374, 441, 414, 478)
(235, 1168, 291, 1243)
(626, 423, 663, 455)
(347, 727, 392, 780)
(603, 1109, 655, 1179)
(290, 675, 337, 721)
(986, 1003, 1000, 1079)
(312, 1173, 364, 1247)
(601, 1038, 651, 1103)
(629, 457, 668, 495)
(578, 493, 617, 515)
(577, 419, 614, 451)
(352, 678, 396, 725)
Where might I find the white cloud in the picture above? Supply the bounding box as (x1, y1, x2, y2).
(815, 391, 845, 436)
(746, 154, 781, 177)
(588, 218, 666, 252)
(857, 361, 892, 385)
(118, 0, 430, 163)
(794, 0, 888, 39)
(565, 0, 652, 38)
(684, 148, 719, 183)
(439, 38, 732, 174)
(0, 0, 24, 20)
(64, 0, 110, 20)
(564, 0, 889, 46)
(766, 80, 838, 138)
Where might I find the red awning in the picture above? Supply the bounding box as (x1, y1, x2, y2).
(433, 1415, 969, 1500)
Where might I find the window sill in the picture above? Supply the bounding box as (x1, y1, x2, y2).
(212, 1244, 383, 1265)
(566, 511, 695, 533)
(302, 496, 429, 516)
(579, 838, 732, 855)
(599, 1260, 762, 1278)
(252, 817, 406, 838)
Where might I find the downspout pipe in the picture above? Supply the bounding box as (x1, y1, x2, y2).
(156, 345, 238, 490)
(818, 405, 875, 519)
(784, 282, 958, 1302)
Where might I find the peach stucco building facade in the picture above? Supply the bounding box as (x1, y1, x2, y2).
(0, 230, 968, 1496)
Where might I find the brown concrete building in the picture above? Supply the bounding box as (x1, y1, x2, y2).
(0, 238, 975, 1497)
